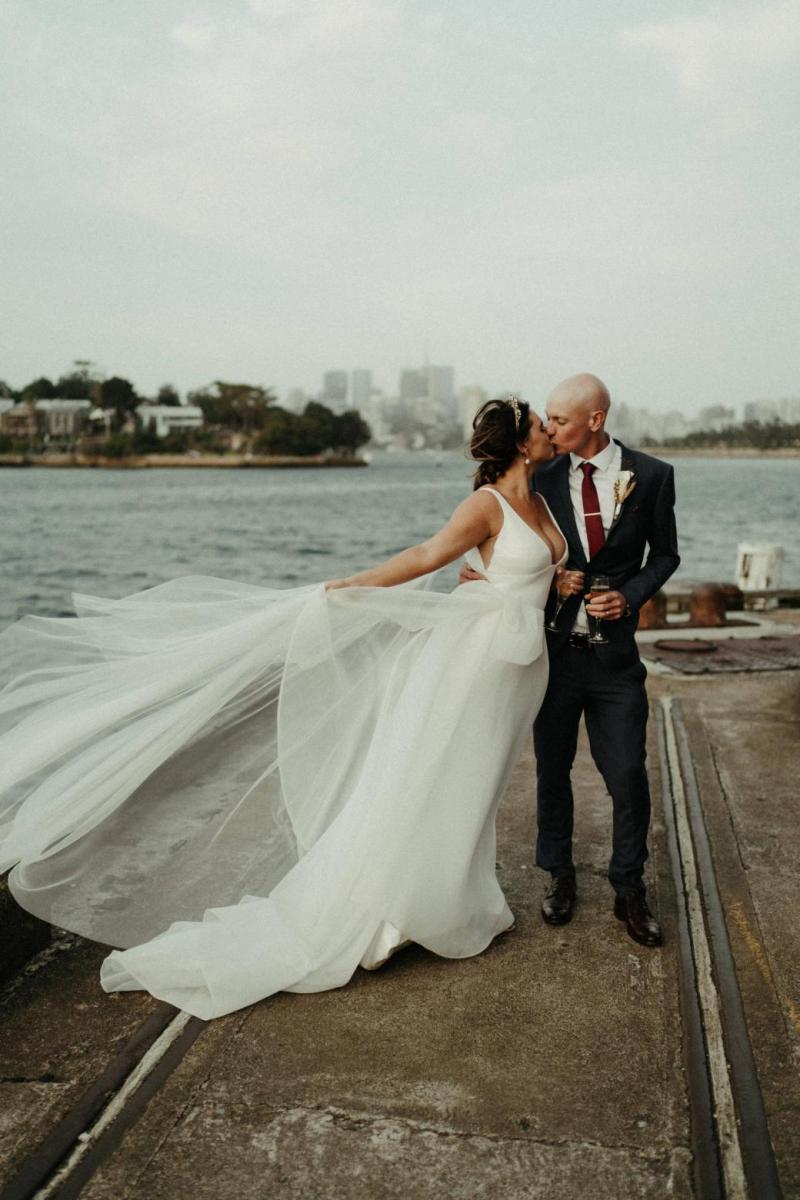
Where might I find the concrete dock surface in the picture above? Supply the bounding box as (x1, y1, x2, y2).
(1, 622, 798, 1198)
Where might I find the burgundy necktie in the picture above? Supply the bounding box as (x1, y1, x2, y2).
(580, 462, 605, 558)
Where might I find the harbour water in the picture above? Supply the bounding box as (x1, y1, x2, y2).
(1, 451, 798, 627)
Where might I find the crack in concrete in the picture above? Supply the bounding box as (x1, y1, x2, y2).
(113, 1006, 252, 1188)
(209, 1096, 691, 1161)
(0, 1074, 63, 1084)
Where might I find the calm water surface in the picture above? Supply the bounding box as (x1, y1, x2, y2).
(1, 452, 798, 627)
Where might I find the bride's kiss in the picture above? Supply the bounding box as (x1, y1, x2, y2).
(0, 373, 679, 1019)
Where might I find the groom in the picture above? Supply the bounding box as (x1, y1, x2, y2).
(532, 373, 679, 946)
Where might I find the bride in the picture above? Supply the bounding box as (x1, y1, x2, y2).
(0, 397, 580, 1020)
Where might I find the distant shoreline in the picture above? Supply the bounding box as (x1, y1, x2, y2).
(0, 453, 369, 469)
(1, 447, 798, 468)
(639, 446, 800, 459)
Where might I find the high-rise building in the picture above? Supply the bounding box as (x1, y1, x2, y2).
(458, 386, 488, 439)
(697, 405, 736, 432)
(322, 371, 348, 413)
(351, 369, 372, 413)
(780, 397, 800, 422)
(399, 369, 427, 401)
(425, 365, 455, 410)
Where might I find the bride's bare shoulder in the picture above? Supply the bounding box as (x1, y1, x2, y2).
(448, 487, 503, 533)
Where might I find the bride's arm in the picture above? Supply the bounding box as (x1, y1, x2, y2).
(327, 492, 497, 589)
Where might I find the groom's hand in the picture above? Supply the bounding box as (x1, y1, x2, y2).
(585, 590, 628, 621)
(458, 563, 487, 585)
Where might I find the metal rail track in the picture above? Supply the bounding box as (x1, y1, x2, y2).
(657, 696, 783, 1199)
(1, 1003, 205, 1200)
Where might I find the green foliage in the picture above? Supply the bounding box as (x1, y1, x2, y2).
(0, 433, 13, 453)
(156, 383, 181, 406)
(101, 433, 135, 459)
(254, 408, 324, 455)
(56, 371, 94, 399)
(131, 428, 162, 455)
(191, 428, 229, 453)
(22, 377, 57, 400)
(156, 431, 190, 454)
(302, 401, 337, 449)
(96, 429, 193, 457)
(331, 409, 371, 452)
(100, 376, 139, 429)
(189, 381, 276, 432)
(659, 420, 800, 450)
(253, 403, 372, 456)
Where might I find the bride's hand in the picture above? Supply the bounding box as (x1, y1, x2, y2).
(554, 567, 585, 597)
(324, 579, 349, 591)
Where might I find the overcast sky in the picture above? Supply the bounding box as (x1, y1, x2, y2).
(2, 0, 798, 413)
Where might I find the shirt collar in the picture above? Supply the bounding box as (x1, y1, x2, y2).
(570, 438, 618, 474)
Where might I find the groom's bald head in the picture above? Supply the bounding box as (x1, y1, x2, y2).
(545, 373, 611, 457)
(548, 373, 610, 416)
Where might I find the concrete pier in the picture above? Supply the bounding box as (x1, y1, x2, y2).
(1, 616, 798, 1198)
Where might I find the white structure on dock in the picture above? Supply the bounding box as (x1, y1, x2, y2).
(736, 543, 784, 608)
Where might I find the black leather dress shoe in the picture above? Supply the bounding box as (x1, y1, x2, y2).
(541, 876, 576, 925)
(614, 892, 662, 947)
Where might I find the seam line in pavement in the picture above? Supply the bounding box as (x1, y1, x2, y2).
(658, 698, 727, 1200)
(660, 696, 784, 1200)
(670, 699, 784, 1199)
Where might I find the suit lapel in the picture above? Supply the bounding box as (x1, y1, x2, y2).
(603, 440, 637, 546)
(547, 456, 587, 568)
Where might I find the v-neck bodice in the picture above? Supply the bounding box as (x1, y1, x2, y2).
(464, 486, 567, 609)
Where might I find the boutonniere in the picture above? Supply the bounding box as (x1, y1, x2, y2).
(612, 471, 636, 523)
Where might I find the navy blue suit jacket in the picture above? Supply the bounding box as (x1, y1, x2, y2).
(534, 440, 680, 667)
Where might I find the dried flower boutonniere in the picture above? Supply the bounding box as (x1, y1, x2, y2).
(612, 471, 636, 524)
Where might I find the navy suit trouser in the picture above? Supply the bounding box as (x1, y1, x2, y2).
(533, 643, 651, 895)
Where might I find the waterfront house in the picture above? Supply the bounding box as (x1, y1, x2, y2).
(1, 397, 43, 441)
(35, 399, 92, 443)
(136, 404, 204, 438)
(0, 398, 91, 445)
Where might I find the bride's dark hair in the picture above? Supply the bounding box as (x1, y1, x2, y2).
(469, 396, 532, 489)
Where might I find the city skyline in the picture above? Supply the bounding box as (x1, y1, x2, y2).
(2, 3, 799, 414)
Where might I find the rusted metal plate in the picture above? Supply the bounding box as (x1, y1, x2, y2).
(641, 636, 800, 674)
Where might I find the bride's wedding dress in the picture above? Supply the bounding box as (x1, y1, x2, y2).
(0, 489, 565, 1019)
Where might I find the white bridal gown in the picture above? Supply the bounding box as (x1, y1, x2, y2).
(0, 489, 565, 1019)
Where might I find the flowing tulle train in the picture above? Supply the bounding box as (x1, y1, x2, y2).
(0, 491, 559, 1018)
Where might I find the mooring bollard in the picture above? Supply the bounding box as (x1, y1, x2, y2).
(689, 583, 729, 627)
(736, 543, 784, 610)
(639, 591, 668, 629)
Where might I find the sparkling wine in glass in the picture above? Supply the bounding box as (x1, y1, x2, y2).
(546, 585, 569, 632)
(586, 574, 611, 644)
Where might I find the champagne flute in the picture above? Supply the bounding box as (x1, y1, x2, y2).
(547, 568, 582, 631)
(546, 587, 568, 632)
(586, 574, 611, 644)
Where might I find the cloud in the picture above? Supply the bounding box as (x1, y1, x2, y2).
(170, 19, 220, 55)
(621, 1, 800, 134)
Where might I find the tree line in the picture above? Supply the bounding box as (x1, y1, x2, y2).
(0, 371, 371, 457)
(651, 420, 800, 450)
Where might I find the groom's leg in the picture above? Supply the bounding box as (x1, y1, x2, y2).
(533, 649, 585, 880)
(583, 657, 651, 895)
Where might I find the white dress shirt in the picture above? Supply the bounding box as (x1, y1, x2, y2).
(568, 438, 622, 631)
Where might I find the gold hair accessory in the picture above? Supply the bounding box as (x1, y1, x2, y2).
(508, 395, 521, 430)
